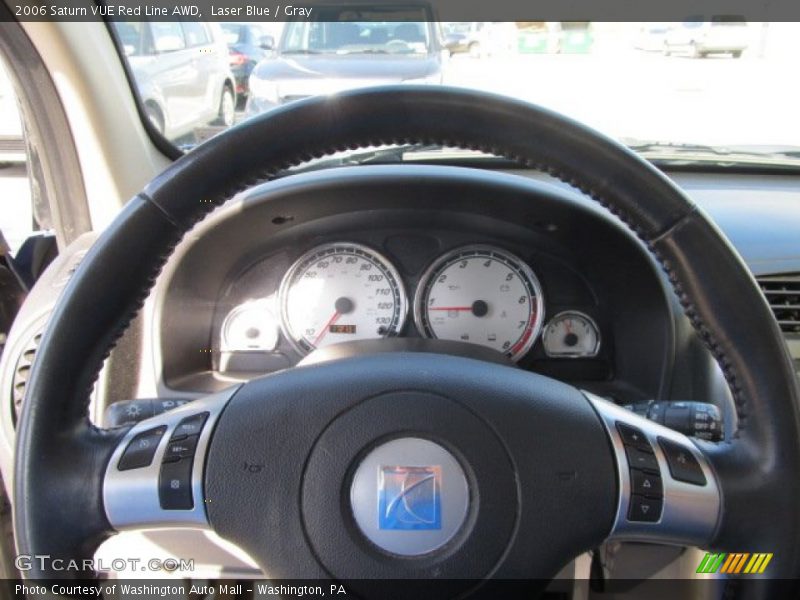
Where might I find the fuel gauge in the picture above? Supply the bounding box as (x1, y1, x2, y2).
(542, 311, 600, 358)
(221, 299, 280, 352)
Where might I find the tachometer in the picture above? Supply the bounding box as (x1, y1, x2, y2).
(414, 245, 545, 361)
(279, 243, 407, 354)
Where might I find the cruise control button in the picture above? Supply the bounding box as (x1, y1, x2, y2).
(631, 469, 663, 497)
(159, 458, 194, 510)
(171, 412, 209, 441)
(628, 494, 662, 522)
(658, 437, 707, 486)
(162, 435, 198, 463)
(624, 446, 659, 473)
(118, 426, 166, 471)
(616, 422, 653, 452)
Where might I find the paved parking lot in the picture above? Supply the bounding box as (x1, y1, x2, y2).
(443, 51, 800, 147)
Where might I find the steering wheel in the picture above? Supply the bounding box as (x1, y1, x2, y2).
(15, 87, 800, 596)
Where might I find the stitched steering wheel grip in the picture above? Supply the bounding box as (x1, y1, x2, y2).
(14, 86, 800, 590)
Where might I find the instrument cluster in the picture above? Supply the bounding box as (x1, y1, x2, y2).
(220, 241, 602, 365)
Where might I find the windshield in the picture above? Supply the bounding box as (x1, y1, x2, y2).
(220, 23, 246, 44)
(111, 20, 800, 166)
(283, 20, 432, 56)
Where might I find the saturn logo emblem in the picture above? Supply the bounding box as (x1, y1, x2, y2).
(378, 466, 442, 530)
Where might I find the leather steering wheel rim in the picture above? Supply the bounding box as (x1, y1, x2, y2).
(15, 86, 800, 589)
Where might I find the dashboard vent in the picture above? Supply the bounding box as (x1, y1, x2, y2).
(11, 332, 41, 424)
(758, 275, 800, 335)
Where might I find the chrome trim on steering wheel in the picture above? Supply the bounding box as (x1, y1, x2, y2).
(584, 391, 721, 546)
(103, 386, 239, 530)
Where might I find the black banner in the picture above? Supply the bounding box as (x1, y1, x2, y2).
(5, 578, 800, 600)
(5, 0, 800, 22)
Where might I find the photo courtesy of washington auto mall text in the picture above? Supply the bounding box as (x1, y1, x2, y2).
(15, 582, 348, 598)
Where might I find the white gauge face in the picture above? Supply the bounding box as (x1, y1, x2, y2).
(279, 243, 408, 354)
(543, 311, 601, 358)
(221, 299, 280, 352)
(415, 245, 545, 362)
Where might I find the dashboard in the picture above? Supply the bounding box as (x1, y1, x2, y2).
(3, 159, 799, 581)
(155, 165, 674, 405)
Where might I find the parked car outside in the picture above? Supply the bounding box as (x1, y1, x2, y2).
(246, 7, 444, 116)
(443, 22, 488, 57)
(112, 21, 236, 141)
(221, 22, 281, 105)
(663, 18, 749, 58)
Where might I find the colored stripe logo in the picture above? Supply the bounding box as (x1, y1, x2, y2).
(697, 553, 773, 574)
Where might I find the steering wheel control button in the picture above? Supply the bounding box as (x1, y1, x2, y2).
(350, 437, 469, 556)
(159, 457, 194, 510)
(624, 446, 659, 473)
(105, 399, 157, 426)
(628, 494, 663, 522)
(163, 435, 199, 463)
(615, 422, 653, 452)
(171, 412, 209, 440)
(117, 426, 166, 471)
(630, 469, 663, 497)
(658, 437, 707, 486)
(155, 398, 191, 415)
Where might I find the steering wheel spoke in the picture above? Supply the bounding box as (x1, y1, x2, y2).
(585, 392, 721, 547)
(103, 386, 238, 531)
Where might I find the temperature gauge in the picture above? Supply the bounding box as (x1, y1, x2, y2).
(542, 311, 600, 358)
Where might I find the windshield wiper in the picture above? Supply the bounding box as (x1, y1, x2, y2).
(339, 49, 391, 55)
(275, 145, 506, 178)
(624, 139, 800, 165)
(281, 49, 321, 55)
(278, 145, 448, 176)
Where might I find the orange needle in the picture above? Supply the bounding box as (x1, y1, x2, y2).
(313, 311, 341, 346)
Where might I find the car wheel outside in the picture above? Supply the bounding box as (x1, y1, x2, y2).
(215, 86, 235, 127)
(236, 92, 248, 111)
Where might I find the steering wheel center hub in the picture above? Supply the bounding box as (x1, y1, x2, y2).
(350, 437, 469, 556)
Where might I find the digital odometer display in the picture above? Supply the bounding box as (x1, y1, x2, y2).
(279, 243, 407, 354)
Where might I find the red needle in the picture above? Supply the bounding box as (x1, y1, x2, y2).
(313, 311, 340, 346)
(429, 306, 472, 311)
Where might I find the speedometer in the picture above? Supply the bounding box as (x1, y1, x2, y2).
(279, 243, 407, 354)
(414, 245, 545, 362)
